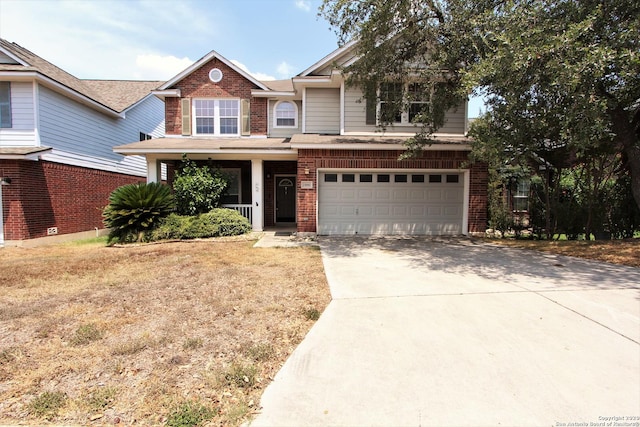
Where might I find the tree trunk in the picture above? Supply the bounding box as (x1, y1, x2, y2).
(611, 107, 640, 211)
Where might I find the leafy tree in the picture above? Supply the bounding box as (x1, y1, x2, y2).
(103, 182, 175, 244)
(173, 155, 228, 216)
(320, 0, 640, 211)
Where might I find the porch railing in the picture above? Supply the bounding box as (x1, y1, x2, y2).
(222, 204, 253, 224)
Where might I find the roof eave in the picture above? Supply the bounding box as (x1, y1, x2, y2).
(0, 71, 123, 118)
(298, 39, 358, 77)
(250, 90, 296, 98)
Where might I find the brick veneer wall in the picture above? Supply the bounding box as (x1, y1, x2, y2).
(164, 58, 267, 136)
(0, 160, 143, 241)
(296, 149, 488, 234)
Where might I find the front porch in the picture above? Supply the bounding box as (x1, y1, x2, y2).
(150, 157, 298, 232)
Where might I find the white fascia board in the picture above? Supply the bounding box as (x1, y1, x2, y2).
(292, 77, 333, 84)
(0, 46, 29, 66)
(251, 90, 296, 98)
(151, 89, 181, 100)
(159, 50, 270, 91)
(299, 39, 358, 76)
(291, 143, 471, 151)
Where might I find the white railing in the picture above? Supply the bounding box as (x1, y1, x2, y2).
(222, 204, 253, 223)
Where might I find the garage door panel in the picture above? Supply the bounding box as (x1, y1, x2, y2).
(318, 171, 464, 236)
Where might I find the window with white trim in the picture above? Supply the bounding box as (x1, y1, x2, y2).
(513, 180, 530, 212)
(378, 82, 431, 125)
(274, 101, 297, 128)
(0, 82, 11, 129)
(194, 99, 239, 136)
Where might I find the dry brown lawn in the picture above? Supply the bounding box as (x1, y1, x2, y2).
(487, 237, 640, 268)
(0, 237, 330, 426)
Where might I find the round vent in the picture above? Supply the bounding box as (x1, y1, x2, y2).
(209, 68, 223, 83)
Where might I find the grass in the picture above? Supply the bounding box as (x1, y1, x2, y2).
(487, 237, 640, 267)
(0, 238, 330, 426)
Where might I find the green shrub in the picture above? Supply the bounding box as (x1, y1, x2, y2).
(149, 209, 250, 241)
(173, 155, 228, 216)
(165, 401, 216, 427)
(200, 208, 252, 236)
(103, 182, 175, 244)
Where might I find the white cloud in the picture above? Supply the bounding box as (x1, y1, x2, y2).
(294, 0, 312, 12)
(230, 59, 276, 81)
(277, 61, 295, 78)
(134, 54, 194, 81)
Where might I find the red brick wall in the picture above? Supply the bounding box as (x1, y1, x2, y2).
(296, 149, 488, 234)
(0, 160, 143, 241)
(165, 58, 267, 136)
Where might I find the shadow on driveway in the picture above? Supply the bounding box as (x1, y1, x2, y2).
(318, 236, 640, 292)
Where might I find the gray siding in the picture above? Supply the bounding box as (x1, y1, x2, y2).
(344, 86, 466, 135)
(0, 81, 36, 146)
(268, 100, 302, 138)
(305, 88, 340, 134)
(38, 85, 164, 176)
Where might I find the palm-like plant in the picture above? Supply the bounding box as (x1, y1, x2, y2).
(103, 182, 175, 244)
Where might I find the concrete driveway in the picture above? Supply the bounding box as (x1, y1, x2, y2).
(249, 237, 640, 427)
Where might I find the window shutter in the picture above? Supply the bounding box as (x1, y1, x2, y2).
(364, 85, 376, 125)
(241, 99, 250, 136)
(181, 98, 191, 136)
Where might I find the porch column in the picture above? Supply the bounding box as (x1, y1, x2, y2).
(146, 156, 161, 183)
(251, 159, 264, 231)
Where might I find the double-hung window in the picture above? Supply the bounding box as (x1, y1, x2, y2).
(0, 82, 11, 129)
(512, 180, 530, 212)
(377, 82, 431, 125)
(194, 99, 239, 136)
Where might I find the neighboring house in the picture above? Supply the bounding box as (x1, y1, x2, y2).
(0, 39, 165, 246)
(115, 42, 488, 236)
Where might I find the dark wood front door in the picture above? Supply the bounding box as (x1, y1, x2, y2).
(275, 176, 296, 223)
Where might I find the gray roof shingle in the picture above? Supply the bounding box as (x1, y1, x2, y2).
(0, 38, 161, 113)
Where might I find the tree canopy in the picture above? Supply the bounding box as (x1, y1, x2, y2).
(320, 0, 640, 212)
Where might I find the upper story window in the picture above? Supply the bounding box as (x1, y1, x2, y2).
(274, 101, 297, 128)
(378, 82, 431, 126)
(0, 82, 11, 128)
(194, 99, 239, 136)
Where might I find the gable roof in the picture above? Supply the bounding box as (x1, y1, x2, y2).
(0, 38, 160, 115)
(298, 40, 358, 77)
(158, 49, 270, 91)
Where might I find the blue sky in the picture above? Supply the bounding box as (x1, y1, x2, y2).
(0, 0, 484, 116)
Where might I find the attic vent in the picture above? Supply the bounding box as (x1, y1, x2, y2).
(209, 68, 223, 83)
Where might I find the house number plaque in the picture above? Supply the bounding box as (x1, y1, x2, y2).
(300, 181, 313, 189)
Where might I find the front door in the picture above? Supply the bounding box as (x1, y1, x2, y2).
(275, 176, 296, 223)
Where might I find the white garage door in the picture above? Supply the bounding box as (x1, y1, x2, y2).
(318, 171, 465, 235)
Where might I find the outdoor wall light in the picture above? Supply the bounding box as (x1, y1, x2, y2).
(0, 177, 11, 185)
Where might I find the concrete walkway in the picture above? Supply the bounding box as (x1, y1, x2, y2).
(249, 236, 640, 427)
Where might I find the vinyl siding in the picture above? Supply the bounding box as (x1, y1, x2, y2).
(344, 86, 466, 135)
(38, 85, 164, 176)
(0, 81, 37, 146)
(305, 88, 340, 134)
(268, 100, 302, 138)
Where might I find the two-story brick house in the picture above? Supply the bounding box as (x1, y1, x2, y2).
(0, 39, 165, 246)
(115, 42, 488, 236)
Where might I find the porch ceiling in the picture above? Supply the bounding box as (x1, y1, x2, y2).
(114, 137, 293, 155)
